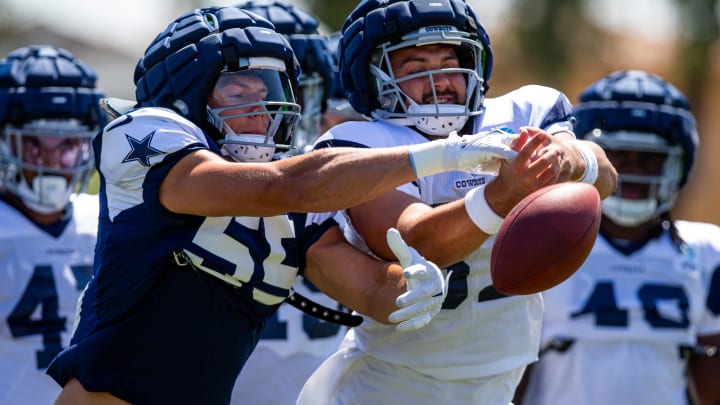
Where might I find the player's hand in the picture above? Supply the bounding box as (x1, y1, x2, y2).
(386, 228, 448, 332)
(450, 129, 518, 174)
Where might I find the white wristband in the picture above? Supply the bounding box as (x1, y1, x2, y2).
(572, 140, 599, 185)
(407, 141, 446, 178)
(464, 185, 504, 235)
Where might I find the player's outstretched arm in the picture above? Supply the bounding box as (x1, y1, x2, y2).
(160, 134, 518, 218)
(303, 226, 446, 331)
(348, 130, 550, 266)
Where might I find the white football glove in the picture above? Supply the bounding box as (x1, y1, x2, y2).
(408, 129, 518, 178)
(450, 129, 519, 174)
(386, 228, 449, 332)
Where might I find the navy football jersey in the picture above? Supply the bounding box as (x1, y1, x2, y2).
(47, 107, 335, 404)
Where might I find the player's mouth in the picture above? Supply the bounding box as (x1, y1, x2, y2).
(425, 95, 457, 104)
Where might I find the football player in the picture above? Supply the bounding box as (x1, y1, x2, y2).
(0, 45, 106, 405)
(516, 70, 720, 405)
(297, 0, 617, 404)
(44, 6, 523, 405)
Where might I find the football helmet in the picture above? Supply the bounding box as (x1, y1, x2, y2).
(325, 31, 366, 121)
(237, 0, 335, 154)
(339, 0, 493, 136)
(134, 6, 301, 162)
(574, 70, 698, 226)
(0, 45, 106, 213)
(327, 31, 345, 102)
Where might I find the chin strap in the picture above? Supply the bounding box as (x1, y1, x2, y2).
(285, 290, 363, 327)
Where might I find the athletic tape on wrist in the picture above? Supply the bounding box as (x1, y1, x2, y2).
(572, 140, 599, 185)
(464, 185, 504, 235)
(408, 141, 446, 178)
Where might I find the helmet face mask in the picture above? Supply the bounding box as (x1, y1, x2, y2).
(369, 27, 487, 136)
(574, 70, 698, 228)
(585, 130, 684, 226)
(0, 119, 95, 213)
(207, 63, 301, 162)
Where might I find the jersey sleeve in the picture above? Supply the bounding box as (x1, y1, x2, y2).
(479, 85, 575, 136)
(677, 220, 720, 336)
(98, 108, 210, 220)
(294, 211, 338, 275)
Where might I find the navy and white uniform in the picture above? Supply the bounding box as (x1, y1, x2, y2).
(46, 107, 335, 405)
(299, 85, 574, 404)
(0, 194, 96, 405)
(523, 221, 720, 405)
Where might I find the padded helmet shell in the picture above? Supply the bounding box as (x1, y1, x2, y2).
(0, 45, 105, 127)
(237, 0, 335, 104)
(134, 6, 300, 144)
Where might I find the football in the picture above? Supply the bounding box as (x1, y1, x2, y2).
(490, 182, 601, 295)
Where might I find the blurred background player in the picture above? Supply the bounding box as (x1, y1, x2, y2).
(230, 2, 360, 404)
(237, 0, 336, 156)
(515, 70, 720, 405)
(0, 45, 106, 405)
(298, 0, 616, 404)
(320, 31, 368, 134)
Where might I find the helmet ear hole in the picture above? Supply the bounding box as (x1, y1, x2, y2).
(379, 96, 393, 110)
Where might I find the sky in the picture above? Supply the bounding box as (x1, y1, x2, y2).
(3, 0, 679, 55)
(1, 0, 681, 99)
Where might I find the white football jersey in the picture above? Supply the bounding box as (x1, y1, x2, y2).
(523, 220, 720, 405)
(313, 85, 574, 380)
(0, 193, 97, 404)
